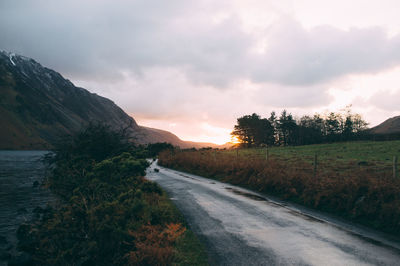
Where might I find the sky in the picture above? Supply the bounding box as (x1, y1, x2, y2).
(1, 0, 400, 144)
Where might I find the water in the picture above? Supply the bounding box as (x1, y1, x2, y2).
(0, 150, 53, 265)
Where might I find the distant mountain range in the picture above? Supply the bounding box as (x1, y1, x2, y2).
(0, 51, 223, 150)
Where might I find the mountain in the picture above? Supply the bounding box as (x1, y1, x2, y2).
(0, 51, 219, 150)
(135, 126, 221, 149)
(369, 116, 400, 134)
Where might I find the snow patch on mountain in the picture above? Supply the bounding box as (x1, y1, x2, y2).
(9, 53, 16, 66)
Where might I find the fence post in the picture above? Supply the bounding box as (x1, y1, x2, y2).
(213, 150, 217, 162)
(313, 154, 318, 178)
(236, 149, 239, 158)
(394, 156, 398, 179)
(265, 146, 269, 161)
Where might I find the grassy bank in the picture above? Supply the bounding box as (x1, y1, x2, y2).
(16, 125, 207, 265)
(158, 140, 400, 236)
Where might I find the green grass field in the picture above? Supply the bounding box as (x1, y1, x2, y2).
(225, 140, 400, 170)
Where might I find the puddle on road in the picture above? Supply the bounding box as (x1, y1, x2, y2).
(225, 187, 268, 202)
(225, 187, 326, 224)
(344, 230, 400, 253)
(286, 209, 325, 224)
(178, 173, 199, 181)
(223, 186, 400, 253)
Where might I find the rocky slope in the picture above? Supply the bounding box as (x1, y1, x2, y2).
(0, 51, 217, 149)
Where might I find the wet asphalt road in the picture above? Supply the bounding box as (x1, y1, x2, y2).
(146, 162, 400, 266)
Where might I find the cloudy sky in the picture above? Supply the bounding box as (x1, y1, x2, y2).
(1, 0, 400, 144)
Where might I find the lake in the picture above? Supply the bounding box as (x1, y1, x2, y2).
(0, 150, 53, 265)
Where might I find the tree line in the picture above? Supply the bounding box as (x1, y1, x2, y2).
(231, 109, 369, 147)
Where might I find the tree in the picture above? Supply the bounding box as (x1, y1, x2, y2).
(343, 115, 354, 140)
(147, 142, 174, 157)
(54, 123, 133, 162)
(277, 110, 298, 145)
(268, 111, 278, 145)
(352, 114, 369, 133)
(297, 115, 324, 145)
(231, 109, 369, 147)
(325, 112, 341, 141)
(231, 113, 274, 147)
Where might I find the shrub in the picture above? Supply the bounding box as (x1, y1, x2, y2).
(17, 125, 197, 265)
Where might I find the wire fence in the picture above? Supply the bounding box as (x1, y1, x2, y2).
(192, 148, 399, 180)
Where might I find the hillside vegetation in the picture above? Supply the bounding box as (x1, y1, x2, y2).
(0, 50, 215, 150)
(159, 140, 400, 236)
(370, 115, 400, 134)
(16, 125, 207, 265)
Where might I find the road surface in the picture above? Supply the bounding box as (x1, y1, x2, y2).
(146, 161, 400, 265)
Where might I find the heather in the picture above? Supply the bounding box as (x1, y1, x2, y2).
(16, 125, 207, 265)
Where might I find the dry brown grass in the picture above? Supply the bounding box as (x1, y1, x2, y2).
(126, 223, 186, 265)
(159, 149, 400, 236)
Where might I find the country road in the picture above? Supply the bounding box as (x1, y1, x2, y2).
(146, 161, 400, 266)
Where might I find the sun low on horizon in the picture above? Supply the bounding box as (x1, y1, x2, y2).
(134, 116, 236, 145)
(2, 0, 400, 145)
(2, 1, 400, 265)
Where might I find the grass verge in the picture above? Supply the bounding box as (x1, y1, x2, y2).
(159, 140, 400, 236)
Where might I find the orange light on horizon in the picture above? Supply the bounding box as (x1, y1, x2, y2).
(134, 116, 237, 145)
(230, 135, 241, 144)
(181, 134, 232, 145)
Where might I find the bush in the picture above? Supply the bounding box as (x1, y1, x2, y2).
(146, 142, 175, 158)
(17, 125, 203, 265)
(52, 123, 135, 163)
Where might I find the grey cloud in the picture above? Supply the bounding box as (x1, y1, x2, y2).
(3, 0, 400, 123)
(252, 18, 400, 85)
(252, 83, 332, 108)
(0, 0, 249, 86)
(2, 0, 400, 89)
(366, 90, 400, 111)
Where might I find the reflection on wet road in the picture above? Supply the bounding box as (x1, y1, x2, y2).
(147, 162, 400, 265)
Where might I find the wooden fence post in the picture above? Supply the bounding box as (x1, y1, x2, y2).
(265, 146, 269, 161)
(313, 154, 318, 178)
(394, 156, 398, 179)
(236, 149, 239, 158)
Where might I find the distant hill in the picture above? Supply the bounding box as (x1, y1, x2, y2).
(0, 50, 221, 150)
(134, 126, 222, 149)
(369, 116, 400, 134)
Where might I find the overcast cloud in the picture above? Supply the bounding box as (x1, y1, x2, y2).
(1, 0, 400, 143)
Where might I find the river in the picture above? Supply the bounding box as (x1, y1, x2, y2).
(0, 151, 53, 265)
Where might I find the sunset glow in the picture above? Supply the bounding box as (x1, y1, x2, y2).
(230, 135, 241, 144)
(2, 1, 400, 264)
(2, 0, 400, 144)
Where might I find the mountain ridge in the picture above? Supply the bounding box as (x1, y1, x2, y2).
(0, 51, 221, 150)
(369, 116, 400, 135)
